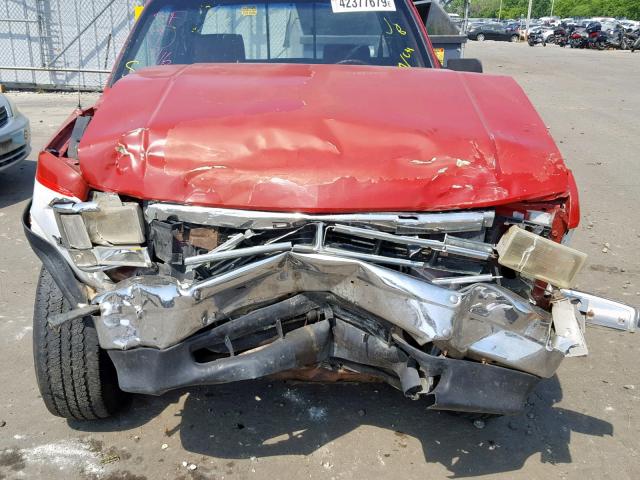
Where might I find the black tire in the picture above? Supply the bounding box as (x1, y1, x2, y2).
(510, 34, 519, 43)
(476, 33, 485, 42)
(33, 267, 127, 420)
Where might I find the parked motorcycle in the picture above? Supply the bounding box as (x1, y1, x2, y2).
(569, 30, 587, 48)
(627, 28, 640, 52)
(585, 23, 608, 50)
(570, 23, 607, 50)
(550, 26, 569, 47)
(604, 24, 629, 49)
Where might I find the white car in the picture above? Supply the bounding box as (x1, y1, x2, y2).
(620, 20, 640, 32)
(0, 93, 31, 172)
(528, 25, 557, 42)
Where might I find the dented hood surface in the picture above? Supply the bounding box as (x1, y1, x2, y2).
(78, 63, 571, 212)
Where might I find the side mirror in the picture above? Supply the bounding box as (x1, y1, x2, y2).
(447, 58, 483, 73)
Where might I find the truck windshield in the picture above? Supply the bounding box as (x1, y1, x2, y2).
(113, 0, 431, 81)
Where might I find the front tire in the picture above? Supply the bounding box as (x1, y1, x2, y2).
(476, 33, 485, 42)
(510, 34, 519, 43)
(32, 268, 127, 420)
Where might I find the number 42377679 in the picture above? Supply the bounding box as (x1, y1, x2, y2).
(334, 0, 396, 12)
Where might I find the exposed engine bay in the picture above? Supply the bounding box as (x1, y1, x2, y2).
(26, 188, 638, 415)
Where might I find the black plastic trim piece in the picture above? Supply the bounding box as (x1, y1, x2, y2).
(67, 115, 92, 160)
(109, 320, 332, 396)
(22, 202, 86, 305)
(447, 58, 484, 73)
(109, 316, 539, 415)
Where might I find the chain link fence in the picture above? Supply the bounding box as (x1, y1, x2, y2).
(0, 0, 139, 90)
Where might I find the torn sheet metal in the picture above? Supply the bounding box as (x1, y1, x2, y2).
(443, 284, 567, 376)
(93, 252, 568, 377)
(551, 297, 588, 357)
(77, 64, 574, 213)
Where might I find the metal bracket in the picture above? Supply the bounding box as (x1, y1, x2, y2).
(562, 289, 638, 333)
(48, 304, 100, 329)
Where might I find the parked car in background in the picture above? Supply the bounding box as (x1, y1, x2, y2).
(620, 20, 640, 32)
(0, 93, 31, 172)
(502, 21, 522, 32)
(528, 25, 557, 43)
(527, 29, 548, 46)
(467, 22, 519, 42)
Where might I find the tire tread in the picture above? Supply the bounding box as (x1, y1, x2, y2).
(32, 268, 125, 420)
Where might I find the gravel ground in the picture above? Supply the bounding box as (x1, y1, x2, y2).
(0, 41, 639, 480)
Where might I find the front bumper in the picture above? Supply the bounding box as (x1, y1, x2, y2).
(0, 113, 30, 172)
(23, 198, 639, 416)
(108, 317, 541, 415)
(94, 252, 570, 379)
(23, 209, 542, 414)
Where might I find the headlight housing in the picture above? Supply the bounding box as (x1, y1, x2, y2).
(53, 192, 150, 270)
(497, 225, 587, 289)
(5, 96, 20, 117)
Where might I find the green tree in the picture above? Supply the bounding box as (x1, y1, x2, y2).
(444, 0, 640, 20)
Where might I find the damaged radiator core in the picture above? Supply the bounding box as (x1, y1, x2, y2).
(144, 205, 498, 282)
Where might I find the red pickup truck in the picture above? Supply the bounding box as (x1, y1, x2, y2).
(23, 0, 637, 421)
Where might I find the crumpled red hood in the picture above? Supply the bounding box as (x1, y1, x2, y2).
(78, 63, 571, 212)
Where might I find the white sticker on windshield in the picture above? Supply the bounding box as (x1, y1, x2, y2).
(331, 0, 396, 13)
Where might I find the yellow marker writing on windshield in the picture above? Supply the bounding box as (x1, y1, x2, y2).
(125, 60, 140, 73)
(397, 47, 414, 67)
(383, 17, 406, 35)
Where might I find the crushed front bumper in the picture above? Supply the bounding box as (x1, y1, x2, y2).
(108, 317, 541, 415)
(23, 200, 639, 416)
(94, 252, 569, 379)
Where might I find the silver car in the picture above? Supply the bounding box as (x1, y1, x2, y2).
(0, 93, 31, 172)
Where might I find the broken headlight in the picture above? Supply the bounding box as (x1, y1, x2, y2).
(53, 192, 150, 270)
(497, 225, 587, 289)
